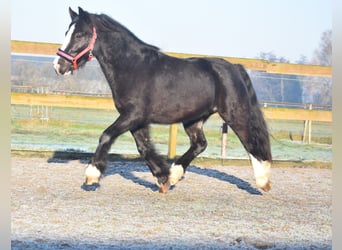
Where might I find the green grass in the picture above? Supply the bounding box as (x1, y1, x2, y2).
(11, 105, 332, 162)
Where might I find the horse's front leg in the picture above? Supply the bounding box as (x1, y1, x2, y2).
(131, 126, 170, 193)
(167, 120, 208, 186)
(82, 115, 136, 191)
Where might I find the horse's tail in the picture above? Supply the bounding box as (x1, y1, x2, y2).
(233, 64, 258, 106)
(233, 64, 272, 162)
(208, 59, 272, 191)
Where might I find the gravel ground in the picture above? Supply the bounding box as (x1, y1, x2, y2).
(11, 157, 332, 249)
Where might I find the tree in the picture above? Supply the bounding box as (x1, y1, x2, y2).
(312, 30, 332, 66)
(258, 51, 289, 64)
(251, 52, 302, 103)
(302, 29, 332, 105)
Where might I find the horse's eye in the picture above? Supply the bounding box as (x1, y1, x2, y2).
(74, 32, 84, 39)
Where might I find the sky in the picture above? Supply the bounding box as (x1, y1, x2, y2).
(11, 0, 331, 63)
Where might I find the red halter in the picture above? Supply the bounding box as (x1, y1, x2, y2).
(56, 26, 97, 70)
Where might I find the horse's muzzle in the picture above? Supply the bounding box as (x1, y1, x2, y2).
(53, 56, 73, 76)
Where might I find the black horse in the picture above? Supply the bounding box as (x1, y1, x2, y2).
(54, 7, 272, 193)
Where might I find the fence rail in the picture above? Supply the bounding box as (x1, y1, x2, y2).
(11, 92, 115, 110)
(11, 40, 332, 77)
(11, 92, 332, 122)
(11, 92, 332, 157)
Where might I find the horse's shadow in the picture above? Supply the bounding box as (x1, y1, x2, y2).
(103, 163, 160, 192)
(105, 164, 262, 195)
(187, 166, 262, 195)
(47, 152, 262, 195)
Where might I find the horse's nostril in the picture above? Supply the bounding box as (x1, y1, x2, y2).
(54, 64, 61, 75)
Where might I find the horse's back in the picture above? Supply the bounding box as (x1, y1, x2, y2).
(143, 55, 218, 123)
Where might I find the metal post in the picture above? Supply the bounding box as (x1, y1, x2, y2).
(221, 123, 228, 158)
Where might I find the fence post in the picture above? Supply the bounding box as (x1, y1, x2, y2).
(302, 104, 312, 144)
(308, 104, 312, 144)
(168, 123, 178, 159)
(302, 120, 308, 143)
(221, 123, 228, 158)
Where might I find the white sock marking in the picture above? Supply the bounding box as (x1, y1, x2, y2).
(249, 154, 271, 189)
(85, 165, 101, 179)
(169, 163, 184, 186)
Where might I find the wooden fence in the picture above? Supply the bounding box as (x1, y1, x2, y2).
(11, 40, 331, 77)
(11, 92, 332, 123)
(11, 40, 332, 158)
(11, 92, 332, 157)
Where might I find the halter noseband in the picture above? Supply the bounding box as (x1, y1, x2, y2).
(56, 26, 97, 70)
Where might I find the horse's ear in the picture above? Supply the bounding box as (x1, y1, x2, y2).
(78, 7, 92, 25)
(78, 7, 86, 16)
(69, 7, 78, 21)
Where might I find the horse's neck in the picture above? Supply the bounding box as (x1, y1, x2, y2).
(95, 30, 159, 78)
(93, 39, 140, 101)
(96, 34, 142, 69)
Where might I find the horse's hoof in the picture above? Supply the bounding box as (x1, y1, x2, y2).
(82, 183, 100, 191)
(159, 181, 170, 194)
(260, 181, 272, 192)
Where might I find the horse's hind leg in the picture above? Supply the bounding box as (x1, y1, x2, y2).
(169, 120, 207, 186)
(131, 126, 170, 193)
(220, 110, 272, 192)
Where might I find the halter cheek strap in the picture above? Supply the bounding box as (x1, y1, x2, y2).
(56, 26, 97, 70)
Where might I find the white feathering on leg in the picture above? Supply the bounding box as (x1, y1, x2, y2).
(85, 165, 101, 179)
(169, 163, 184, 186)
(249, 154, 271, 190)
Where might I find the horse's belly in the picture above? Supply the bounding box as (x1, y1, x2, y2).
(150, 96, 215, 124)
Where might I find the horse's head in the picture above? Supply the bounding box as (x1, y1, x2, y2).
(53, 7, 97, 75)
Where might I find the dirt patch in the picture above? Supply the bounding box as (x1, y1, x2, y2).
(11, 157, 332, 249)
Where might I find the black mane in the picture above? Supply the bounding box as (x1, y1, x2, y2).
(91, 13, 160, 52)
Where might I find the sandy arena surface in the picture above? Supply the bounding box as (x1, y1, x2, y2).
(11, 157, 332, 249)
